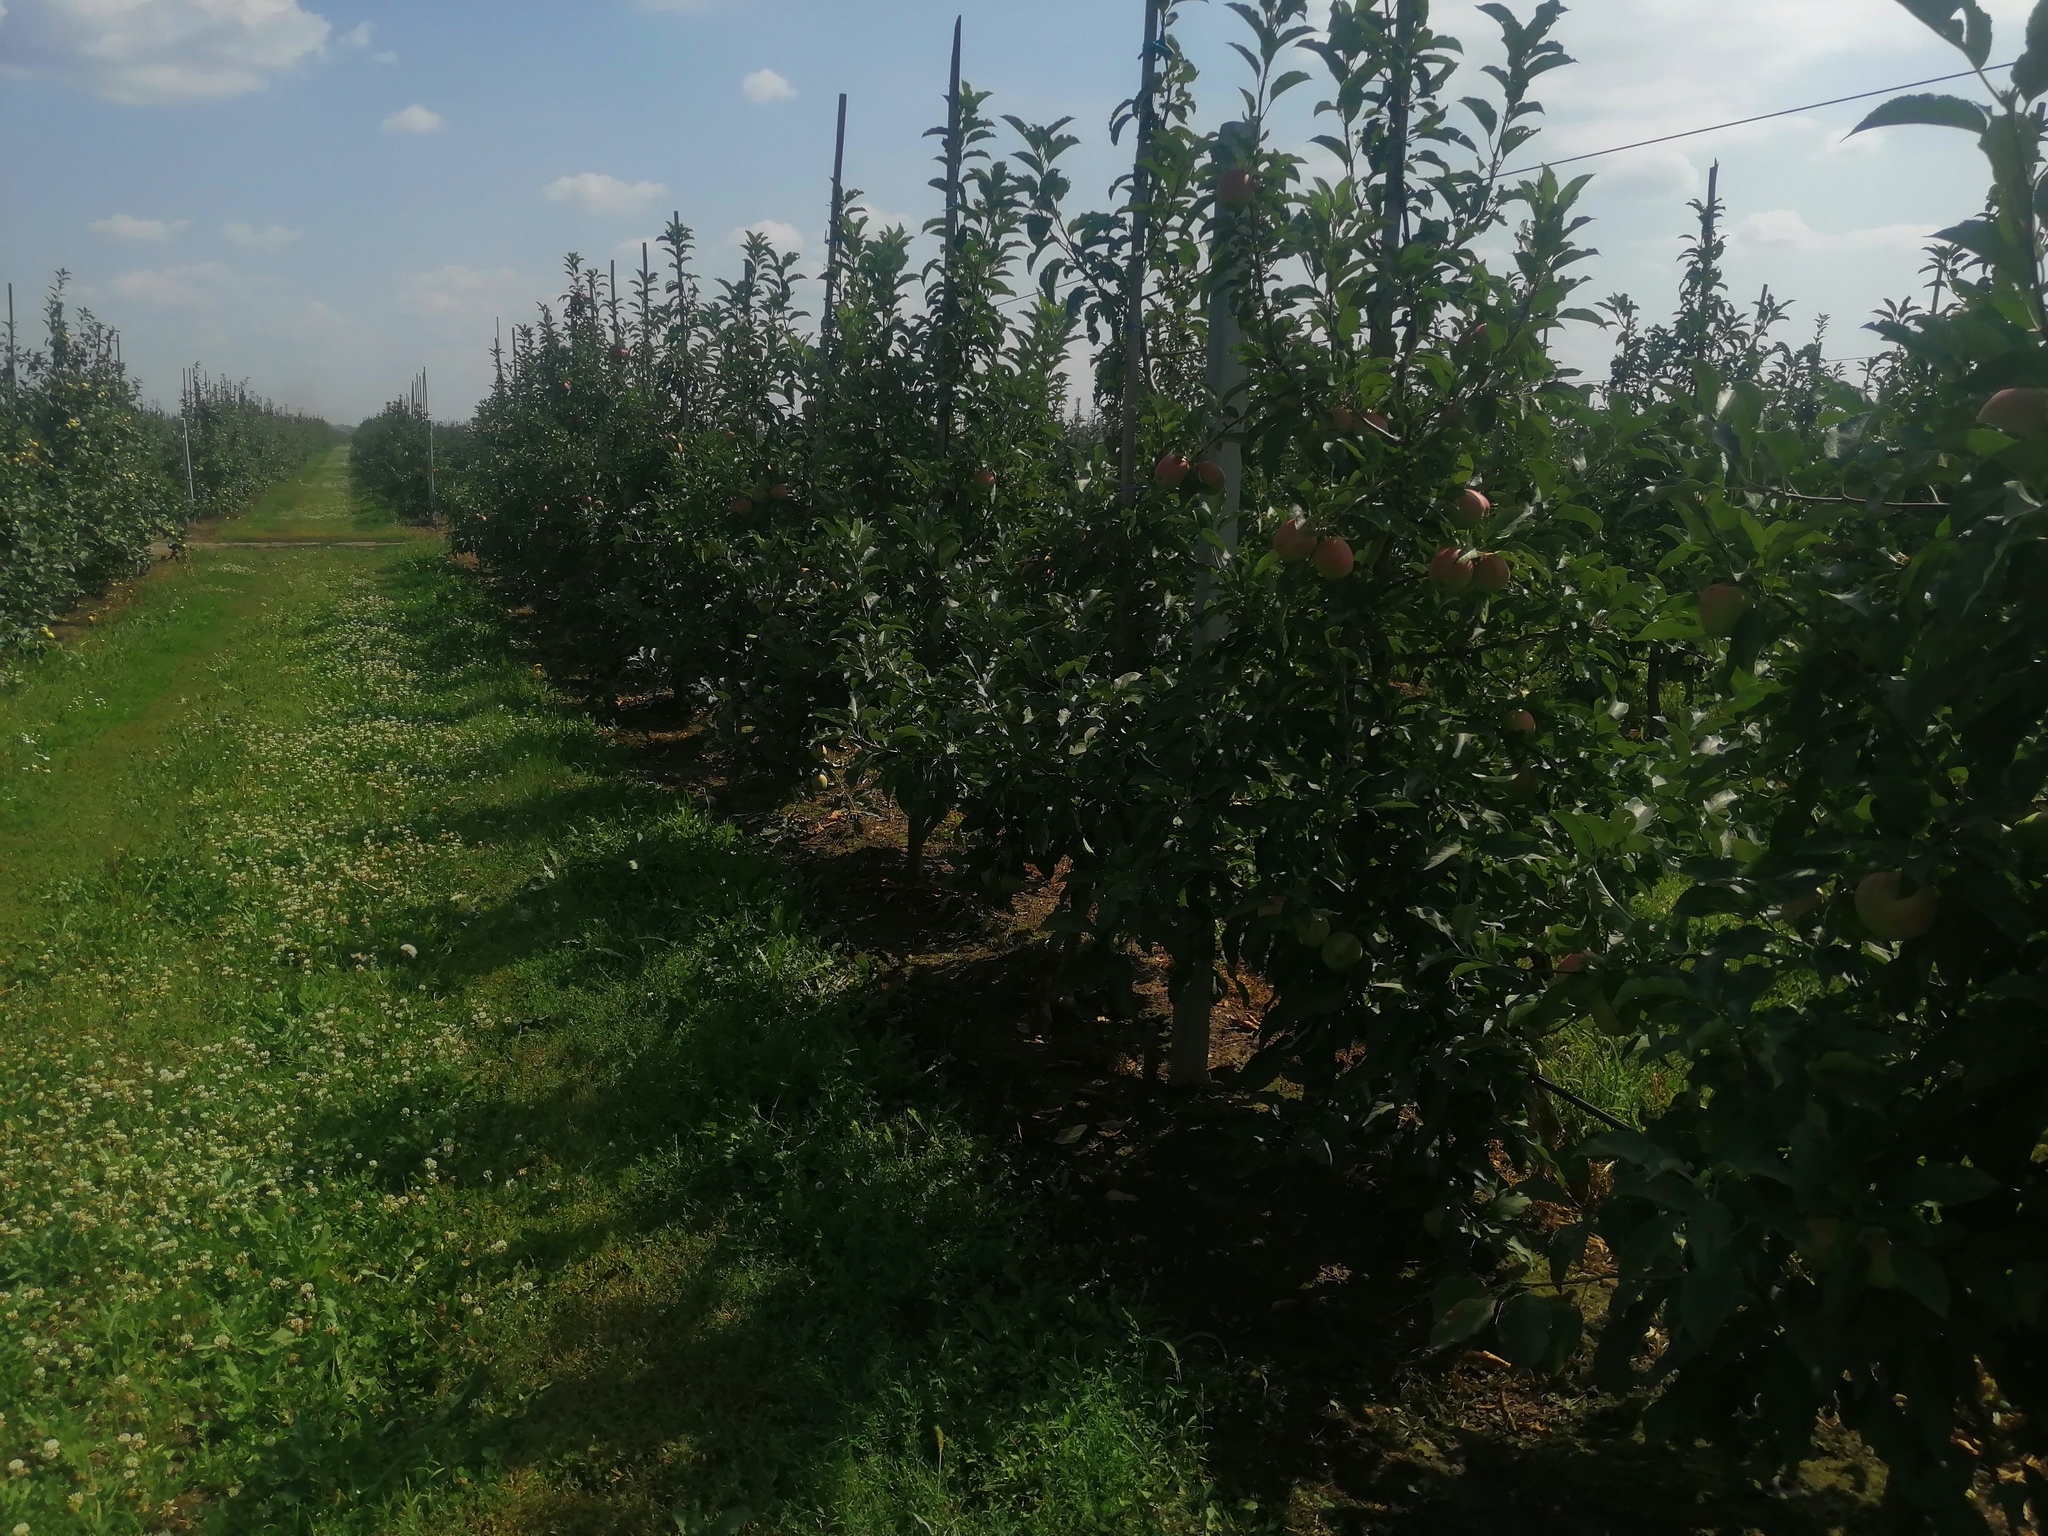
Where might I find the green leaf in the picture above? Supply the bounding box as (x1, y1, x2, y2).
(1891, 0, 1992, 61)
(1898, 1163, 2000, 1208)
(2017, 0, 2048, 97)
(1428, 1275, 1495, 1348)
(1892, 1246, 1953, 1317)
(1850, 92, 1990, 137)
(1679, 1259, 1739, 1345)
(1268, 69, 1313, 101)
(1497, 1291, 1556, 1369)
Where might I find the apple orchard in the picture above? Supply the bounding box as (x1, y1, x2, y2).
(393, 0, 2048, 1527)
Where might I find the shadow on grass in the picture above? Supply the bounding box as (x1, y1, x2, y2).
(234, 553, 1887, 1536)
(247, 554, 1230, 1534)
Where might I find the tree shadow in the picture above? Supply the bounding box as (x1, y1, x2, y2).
(249, 552, 1890, 1535)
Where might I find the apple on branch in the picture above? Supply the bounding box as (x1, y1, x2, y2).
(1854, 871, 1938, 941)
(1428, 547, 1474, 592)
(1313, 537, 1354, 579)
(1271, 519, 1317, 561)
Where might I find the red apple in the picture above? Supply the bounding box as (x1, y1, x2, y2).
(1854, 871, 1938, 941)
(1454, 488, 1491, 525)
(1218, 168, 1256, 206)
(1154, 454, 1190, 487)
(770, 482, 794, 501)
(1510, 767, 1540, 800)
(974, 469, 998, 490)
(1313, 537, 1354, 579)
(1507, 709, 1537, 733)
(1472, 553, 1511, 592)
(1428, 546, 1473, 592)
(1194, 460, 1227, 492)
(1978, 388, 2048, 438)
(729, 497, 754, 514)
(1699, 583, 1748, 637)
(1362, 409, 1396, 439)
(1272, 519, 1318, 561)
(1331, 404, 1361, 433)
(1556, 951, 1592, 974)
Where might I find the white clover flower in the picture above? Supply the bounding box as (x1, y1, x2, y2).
(213, 1333, 230, 1347)
(39, 1440, 56, 1457)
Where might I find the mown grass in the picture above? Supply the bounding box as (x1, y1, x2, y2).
(0, 533, 1240, 1533)
(207, 449, 431, 544)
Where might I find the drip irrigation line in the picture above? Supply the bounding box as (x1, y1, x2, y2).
(1530, 1071, 1634, 1135)
(1504, 61, 2015, 178)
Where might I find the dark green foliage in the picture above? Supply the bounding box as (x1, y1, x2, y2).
(350, 397, 471, 524)
(445, 2, 2048, 1526)
(0, 275, 340, 653)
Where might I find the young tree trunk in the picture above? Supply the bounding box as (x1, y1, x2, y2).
(1168, 914, 1215, 1087)
(905, 810, 931, 884)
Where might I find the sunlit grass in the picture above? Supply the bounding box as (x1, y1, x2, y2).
(209, 448, 429, 544)
(0, 537, 1235, 1533)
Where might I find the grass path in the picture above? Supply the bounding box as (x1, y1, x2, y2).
(0, 458, 1233, 1535)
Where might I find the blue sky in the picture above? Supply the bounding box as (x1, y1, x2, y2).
(0, 0, 2034, 424)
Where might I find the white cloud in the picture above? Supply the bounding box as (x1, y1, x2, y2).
(406, 265, 526, 327)
(223, 222, 303, 253)
(91, 213, 188, 243)
(381, 103, 442, 134)
(112, 263, 228, 306)
(0, 0, 332, 105)
(851, 204, 917, 235)
(544, 171, 669, 215)
(742, 67, 795, 104)
(337, 20, 372, 48)
(733, 220, 803, 252)
(1430, 0, 2037, 168)
(1730, 209, 1934, 258)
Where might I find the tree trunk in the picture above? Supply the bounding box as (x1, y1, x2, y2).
(905, 810, 930, 884)
(1168, 915, 1215, 1087)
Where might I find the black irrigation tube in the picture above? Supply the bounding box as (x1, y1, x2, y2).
(1530, 1070, 1634, 1134)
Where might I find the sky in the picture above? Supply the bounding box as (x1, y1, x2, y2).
(0, 0, 2034, 425)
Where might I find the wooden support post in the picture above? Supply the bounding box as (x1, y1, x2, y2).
(1116, 0, 1163, 508)
(424, 369, 436, 524)
(936, 16, 964, 451)
(1198, 118, 1254, 637)
(822, 92, 850, 357)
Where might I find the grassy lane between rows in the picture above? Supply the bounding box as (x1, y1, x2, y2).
(198, 447, 435, 546)
(0, 537, 1241, 1535)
